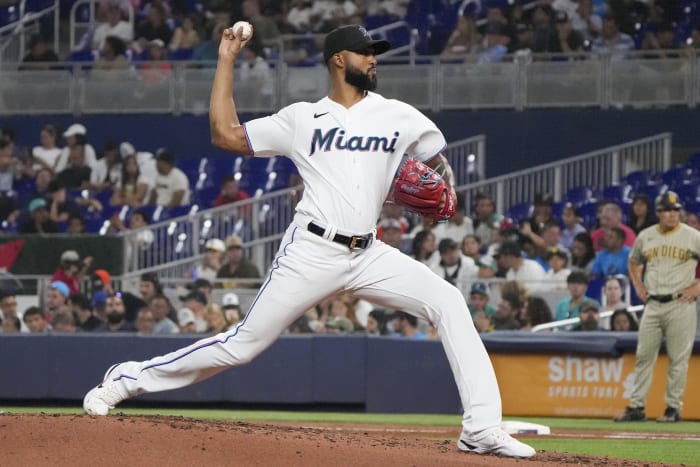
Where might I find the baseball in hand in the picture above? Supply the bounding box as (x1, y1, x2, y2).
(232, 21, 252, 40)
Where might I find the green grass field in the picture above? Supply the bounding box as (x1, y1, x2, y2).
(5, 408, 700, 465)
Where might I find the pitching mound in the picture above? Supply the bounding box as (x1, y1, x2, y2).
(0, 414, 676, 466)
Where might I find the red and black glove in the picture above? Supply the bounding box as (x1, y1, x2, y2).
(392, 158, 455, 221)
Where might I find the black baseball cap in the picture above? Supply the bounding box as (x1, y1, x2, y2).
(323, 25, 391, 63)
(656, 191, 682, 211)
(179, 290, 207, 305)
(155, 147, 175, 164)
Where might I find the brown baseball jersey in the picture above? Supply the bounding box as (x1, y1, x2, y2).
(630, 223, 700, 295)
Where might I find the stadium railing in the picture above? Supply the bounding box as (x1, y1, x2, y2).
(1, 50, 698, 112)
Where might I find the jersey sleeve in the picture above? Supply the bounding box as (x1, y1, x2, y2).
(242, 104, 297, 157)
(402, 107, 447, 163)
(629, 231, 646, 264)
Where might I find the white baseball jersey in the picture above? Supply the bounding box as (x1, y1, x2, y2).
(243, 92, 446, 234)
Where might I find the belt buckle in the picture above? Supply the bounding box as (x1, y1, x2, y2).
(349, 235, 363, 250)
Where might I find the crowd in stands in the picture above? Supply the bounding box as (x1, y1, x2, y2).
(12, 0, 700, 72)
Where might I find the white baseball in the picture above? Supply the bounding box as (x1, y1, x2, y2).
(232, 21, 252, 40)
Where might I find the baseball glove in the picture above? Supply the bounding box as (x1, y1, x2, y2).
(392, 158, 456, 221)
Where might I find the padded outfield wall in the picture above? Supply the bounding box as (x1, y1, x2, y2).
(1, 332, 699, 419)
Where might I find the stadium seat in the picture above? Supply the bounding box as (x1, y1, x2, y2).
(685, 151, 700, 170)
(623, 170, 653, 189)
(661, 166, 696, 189)
(674, 183, 699, 203)
(601, 184, 631, 204)
(633, 183, 663, 202)
(506, 202, 533, 224)
(564, 186, 595, 207)
(551, 200, 567, 220)
(577, 201, 599, 229)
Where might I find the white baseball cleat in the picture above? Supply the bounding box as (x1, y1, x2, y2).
(458, 428, 536, 458)
(83, 364, 125, 416)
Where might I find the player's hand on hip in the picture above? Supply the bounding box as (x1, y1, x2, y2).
(635, 285, 649, 303)
(219, 25, 254, 61)
(678, 283, 700, 303)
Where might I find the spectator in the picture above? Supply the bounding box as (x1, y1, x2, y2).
(0, 290, 26, 332)
(51, 250, 92, 296)
(326, 293, 364, 331)
(497, 241, 548, 293)
(187, 277, 213, 303)
(551, 11, 585, 53)
(242, 0, 280, 48)
(324, 315, 355, 333)
(150, 294, 179, 334)
(141, 39, 173, 84)
(592, 15, 635, 59)
(430, 238, 478, 299)
(221, 292, 242, 326)
(468, 281, 496, 320)
(92, 3, 133, 50)
(169, 13, 200, 55)
(476, 24, 510, 63)
(627, 194, 656, 235)
(519, 295, 554, 331)
(284, 0, 313, 33)
(177, 307, 198, 333)
(2, 314, 21, 333)
(18, 35, 59, 71)
(391, 311, 427, 339)
(570, 232, 596, 274)
(52, 310, 78, 333)
(544, 247, 572, 290)
(610, 308, 639, 331)
(193, 238, 226, 282)
(90, 141, 123, 192)
(377, 217, 404, 249)
(377, 202, 410, 236)
(571, 0, 602, 41)
(511, 21, 535, 52)
(55, 124, 97, 173)
(213, 174, 250, 207)
(149, 148, 190, 207)
(591, 227, 631, 277)
(560, 203, 587, 251)
(591, 202, 636, 252)
(66, 213, 87, 235)
(120, 141, 157, 180)
(433, 193, 474, 244)
(92, 269, 114, 295)
(30, 124, 62, 173)
(472, 193, 504, 247)
(192, 23, 226, 62)
(205, 304, 229, 333)
(441, 11, 481, 61)
(531, 5, 556, 53)
(575, 301, 602, 331)
(0, 136, 17, 193)
(96, 293, 136, 332)
(69, 292, 103, 331)
(92, 291, 109, 322)
(238, 42, 274, 96)
(554, 271, 600, 321)
(95, 36, 130, 71)
(23, 306, 50, 332)
(135, 307, 156, 334)
(216, 235, 262, 287)
(48, 179, 101, 224)
(608, 0, 649, 37)
(601, 276, 629, 328)
(134, 2, 173, 54)
(491, 294, 522, 331)
(528, 220, 570, 271)
(110, 154, 150, 207)
(139, 272, 162, 304)
(178, 289, 208, 332)
(365, 309, 389, 336)
(411, 230, 438, 266)
(461, 234, 497, 278)
(57, 142, 92, 190)
(21, 198, 59, 234)
(522, 192, 557, 239)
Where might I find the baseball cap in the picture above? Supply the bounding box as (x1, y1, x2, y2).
(28, 198, 47, 213)
(580, 301, 599, 313)
(546, 247, 568, 261)
(177, 307, 196, 326)
(323, 25, 391, 63)
(205, 238, 226, 252)
(470, 282, 490, 297)
(50, 281, 70, 298)
(655, 191, 682, 211)
(120, 142, 135, 158)
(187, 278, 212, 290)
(438, 238, 458, 254)
(225, 235, 243, 249)
(63, 123, 87, 137)
(179, 290, 207, 305)
(60, 250, 81, 264)
(91, 290, 108, 308)
(155, 147, 174, 164)
(495, 241, 522, 258)
(94, 269, 111, 286)
(222, 292, 240, 308)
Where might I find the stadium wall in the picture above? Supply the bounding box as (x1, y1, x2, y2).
(3, 108, 699, 178)
(1, 332, 698, 419)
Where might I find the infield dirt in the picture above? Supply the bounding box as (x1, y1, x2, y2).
(0, 414, 690, 466)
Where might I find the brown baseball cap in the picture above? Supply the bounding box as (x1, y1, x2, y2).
(323, 25, 391, 63)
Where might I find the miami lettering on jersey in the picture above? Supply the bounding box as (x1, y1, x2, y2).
(309, 127, 400, 156)
(643, 245, 695, 262)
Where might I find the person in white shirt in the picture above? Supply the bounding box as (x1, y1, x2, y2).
(497, 240, 547, 293)
(54, 124, 97, 172)
(31, 124, 62, 173)
(432, 193, 474, 244)
(430, 238, 479, 300)
(149, 148, 190, 207)
(120, 141, 157, 181)
(90, 141, 122, 191)
(92, 3, 133, 51)
(544, 247, 572, 290)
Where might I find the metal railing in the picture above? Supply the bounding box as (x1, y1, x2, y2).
(458, 133, 671, 215)
(68, 0, 135, 54)
(0, 0, 60, 66)
(1, 50, 698, 114)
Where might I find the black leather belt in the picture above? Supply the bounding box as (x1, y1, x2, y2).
(307, 222, 373, 250)
(649, 294, 678, 303)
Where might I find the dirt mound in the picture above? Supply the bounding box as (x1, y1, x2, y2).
(0, 414, 673, 466)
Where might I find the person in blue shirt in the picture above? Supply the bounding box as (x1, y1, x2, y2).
(591, 227, 631, 277)
(555, 271, 601, 321)
(391, 311, 427, 340)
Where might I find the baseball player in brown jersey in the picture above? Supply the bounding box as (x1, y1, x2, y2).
(615, 191, 700, 422)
